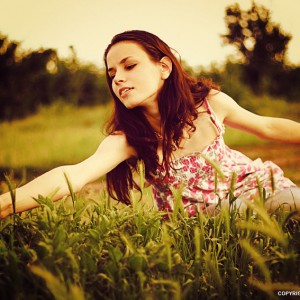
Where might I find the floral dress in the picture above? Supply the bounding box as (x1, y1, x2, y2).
(150, 98, 296, 216)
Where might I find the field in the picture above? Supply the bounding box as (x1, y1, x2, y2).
(0, 101, 299, 185)
(0, 102, 300, 299)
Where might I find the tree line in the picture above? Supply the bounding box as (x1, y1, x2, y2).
(1, 2, 299, 121)
(0, 37, 110, 120)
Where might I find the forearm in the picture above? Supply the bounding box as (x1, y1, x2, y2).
(0, 166, 73, 218)
(0, 134, 134, 219)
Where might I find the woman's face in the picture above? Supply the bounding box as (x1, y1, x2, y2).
(106, 41, 165, 110)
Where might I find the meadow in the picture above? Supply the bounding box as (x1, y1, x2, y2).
(0, 99, 299, 186)
(0, 100, 300, 299)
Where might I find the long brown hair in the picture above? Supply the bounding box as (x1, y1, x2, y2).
(104, 30, 218, 205)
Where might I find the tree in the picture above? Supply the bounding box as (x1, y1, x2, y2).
(222, 1, 291, 94)
(0, 33, 111, 121)
(0, 33, 57, 119)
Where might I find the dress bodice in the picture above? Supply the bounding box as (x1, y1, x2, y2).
(150, 99, 296, 216)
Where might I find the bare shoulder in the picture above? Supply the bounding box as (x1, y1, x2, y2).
(206, 89, 270, 135)
(96, 131, 136, 160)
(205, 89, 235, 121)
(207, 89, 232, 102)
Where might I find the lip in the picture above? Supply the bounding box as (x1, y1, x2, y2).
(119, 87, 133, 98)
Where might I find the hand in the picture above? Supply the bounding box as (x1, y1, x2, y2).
(0, 193, 13, 219)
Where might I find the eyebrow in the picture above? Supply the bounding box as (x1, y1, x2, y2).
(108, 56, 133, 73)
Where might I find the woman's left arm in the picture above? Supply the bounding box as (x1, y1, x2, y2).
(208, 91, 300, 143)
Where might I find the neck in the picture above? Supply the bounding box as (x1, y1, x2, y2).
(143, 104, 162, 134)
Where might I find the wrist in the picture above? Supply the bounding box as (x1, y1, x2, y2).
(0, 193, 14, 219)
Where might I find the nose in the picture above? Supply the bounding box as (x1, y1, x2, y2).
(113, 70, 126, 85)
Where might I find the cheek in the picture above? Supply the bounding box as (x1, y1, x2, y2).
(140, 70, 162, 90)
(148, 76, 164, 93)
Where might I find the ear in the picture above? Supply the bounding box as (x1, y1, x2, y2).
(160, 56, 172, 79)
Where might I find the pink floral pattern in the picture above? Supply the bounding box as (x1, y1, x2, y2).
(151, 99, 296, 216)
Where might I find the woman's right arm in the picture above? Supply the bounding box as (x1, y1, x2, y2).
(0, 133, 135, 219)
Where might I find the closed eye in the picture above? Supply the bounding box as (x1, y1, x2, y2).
(125, 64, 136, 70)
(108, 64, 137, 80)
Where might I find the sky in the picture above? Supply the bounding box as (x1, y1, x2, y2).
(1, 0, 300, 68)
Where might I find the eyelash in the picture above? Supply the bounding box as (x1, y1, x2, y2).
(125, 64, 136, 70)
(110, 64, 137, 79)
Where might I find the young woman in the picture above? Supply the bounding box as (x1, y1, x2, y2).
(0, 30, 300, 219)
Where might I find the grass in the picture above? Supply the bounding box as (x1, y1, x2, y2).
(0, 100, 282, 171)
(0, 101, 265, 191)
(0, 172, 300, 300)
(0, 99, 299, 190)
(0, 103, 110, 169)
(0, 99, 300, 299)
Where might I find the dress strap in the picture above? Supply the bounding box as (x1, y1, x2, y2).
(203, 98, 222, 134)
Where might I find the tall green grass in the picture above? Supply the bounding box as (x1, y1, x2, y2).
(0, 168, 299, 300)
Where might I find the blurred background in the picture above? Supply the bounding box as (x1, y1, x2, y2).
(0, 0, 299, 187)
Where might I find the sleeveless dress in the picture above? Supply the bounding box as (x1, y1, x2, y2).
(150, 98, 296, 216)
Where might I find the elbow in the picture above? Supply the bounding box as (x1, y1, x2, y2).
(257, 127, 275, 141)
(60, 165, 87, 194)
(258, 121, 282, 142)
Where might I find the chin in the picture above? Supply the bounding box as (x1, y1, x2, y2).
(122, 99, 141, 109)
(123, 102, 136, 109)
